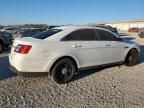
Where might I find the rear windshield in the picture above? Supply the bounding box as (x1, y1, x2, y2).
(33, 29, 62, 39)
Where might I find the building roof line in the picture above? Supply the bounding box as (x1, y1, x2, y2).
(94, 19, 144, 24)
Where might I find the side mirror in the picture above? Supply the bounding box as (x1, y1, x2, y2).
(115, 37, 123, 41)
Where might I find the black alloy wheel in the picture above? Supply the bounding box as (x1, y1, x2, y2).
(125, 49, 138, 66)
(52, 58, 76, 84)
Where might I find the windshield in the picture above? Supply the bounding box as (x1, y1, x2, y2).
(32, 29, 62, 39)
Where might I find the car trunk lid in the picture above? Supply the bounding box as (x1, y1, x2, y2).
(11, 37, 41, 55)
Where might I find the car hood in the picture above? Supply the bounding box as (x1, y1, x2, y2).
(123, 39, 136, 44)
(121, 36, 136, 44)
(121, 37, 140, 53)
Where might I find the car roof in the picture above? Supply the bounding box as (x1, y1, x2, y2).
(22, 28, 44, 30)
(45, 26, 118, 41)
(53, 26, 100, 30)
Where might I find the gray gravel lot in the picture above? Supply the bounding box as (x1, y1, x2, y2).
(0, 32, 144, 108)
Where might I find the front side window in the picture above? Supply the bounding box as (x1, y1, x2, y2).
(62, 29, 98, 41)
(97, 29, 118, 41)
(33, 29, 62, 39)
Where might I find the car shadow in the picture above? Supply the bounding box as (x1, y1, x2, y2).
(0, 47, 11, 55)
(137, 45, 144, 64)
(72, 64, 120, 82)
(0, 56, 16, 80)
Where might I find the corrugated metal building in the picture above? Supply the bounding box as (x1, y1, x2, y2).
(95, 19, 144, 31)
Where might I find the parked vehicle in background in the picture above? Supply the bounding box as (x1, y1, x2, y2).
(138, 28, 144, 38)
(9, 26, 140, 84)
(0, 25, 4, 29)
(2, 31, 13, 38)
(0, 31, 13, 53)
(128, 27, 139, 33)
(95, 25, 118, 34)
(16, 28, 45, 38)
(1, 27, 18, 34)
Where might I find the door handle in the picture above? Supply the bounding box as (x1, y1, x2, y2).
(106, 44, 111, 46)
(72, 44, 82, 48)
(125, 46, 129, 49)
(76, 44, 82, 47)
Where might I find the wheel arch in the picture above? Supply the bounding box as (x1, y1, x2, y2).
(124, 48, 139, 63)
(49, 55, 80, 75)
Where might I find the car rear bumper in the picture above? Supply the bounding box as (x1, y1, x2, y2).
(9, 53, 51, 72)
(10, 65, 48, 77)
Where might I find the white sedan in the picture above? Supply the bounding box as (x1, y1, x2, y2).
(9, 26, 140, 84)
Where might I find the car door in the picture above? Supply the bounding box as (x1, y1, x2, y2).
(97, 28, 125, 64)
(62, 29, 103, 68)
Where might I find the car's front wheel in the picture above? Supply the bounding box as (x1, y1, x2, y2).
(125, 49, 138, 66)
(51, 58, 76, 84)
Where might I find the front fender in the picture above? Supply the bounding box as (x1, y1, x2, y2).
(123, 45, 140, 62)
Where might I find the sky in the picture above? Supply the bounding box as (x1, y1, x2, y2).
(0, 0, 144, 25)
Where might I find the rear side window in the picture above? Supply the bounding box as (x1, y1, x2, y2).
(33, 29, 62, 39)
(62, 29, 99, 41)
(97, 29, 117, 41)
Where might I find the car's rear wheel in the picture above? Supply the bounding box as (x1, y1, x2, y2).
(125, 49, 138, 66)
(51, 58, 76, 84)
(0, 42, 4, 54)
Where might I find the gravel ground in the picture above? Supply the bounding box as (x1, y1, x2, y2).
(0, 32, 144, 108)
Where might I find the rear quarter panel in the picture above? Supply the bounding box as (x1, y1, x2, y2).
(28, 41, 80, 72)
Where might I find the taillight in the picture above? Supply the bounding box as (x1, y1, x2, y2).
(14, 44, 32, 54)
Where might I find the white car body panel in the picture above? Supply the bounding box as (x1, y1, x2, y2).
(100, 41, 125, 64)
(9, 26, 140, 73)
(59, 41, 102, 67)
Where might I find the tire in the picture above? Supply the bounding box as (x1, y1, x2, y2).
(0, 42, 4, 54)
(125, 49, 138, 66)
(51, 58, 76, 84)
